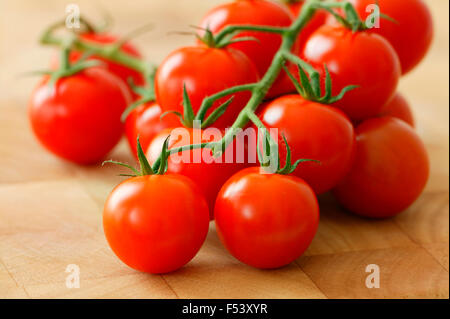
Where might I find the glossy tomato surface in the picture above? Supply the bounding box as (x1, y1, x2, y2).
(198, 0, 296, 98)
(260, 95, 356, 194)
(333, 117, 429, 218)
(147, 127, 249, 218)
(343, 0, 433, 74)
(215, 167, 319, 269)
(302, 25, 401, 121)
(103, 174, 209, 274)
(155, 46, 259, 128)
(377, 92, 414, 127)
(29, 68, 131, 164)
(125, 102, 178, 159)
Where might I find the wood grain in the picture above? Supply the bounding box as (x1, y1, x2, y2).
(0, 0, 448, 299)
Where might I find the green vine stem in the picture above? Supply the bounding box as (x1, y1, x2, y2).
(41, 0, 357, 172)
(151, 0, 324, 171)
(40, 21, 152, 77)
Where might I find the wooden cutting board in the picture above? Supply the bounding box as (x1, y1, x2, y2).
(0, 0, 448, 299)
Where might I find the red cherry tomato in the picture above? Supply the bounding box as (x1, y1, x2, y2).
(125, 102, 179, 159)
(302, 25, 401, 121)
(155, 46, 259, 128)
(69, 33, 145, 93)
(287, 0, 327, 49)
(147, 128, 249, 218)
(377, 92, 414, 127)
(341, 0, 433, 75)
(260, 95, 356, 194)
(198, 0, 296, 98)
(103, 174, 210, 274)
(29, 68, 131, 164)
(333, 117, 429, 218)
(215, 167, 319, 269)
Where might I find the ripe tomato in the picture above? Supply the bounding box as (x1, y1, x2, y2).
(286, 0, 327, 49)
(29, 67, 131, 164)
(215, 167, 319, 269)
(260, 95, 355, 194)
(69, 32, 145, 92)
(103, 174, 209, 274)
(155, 45, 259, 128)
(198, 0, 296, 98)
(341, 0, 433, 75)
(147, 128, 249, 218)
(302, 25, 401, 121)
(333, 117, 429, 218)
(377, 92, 414, 127)
(125, 102, 178, 159)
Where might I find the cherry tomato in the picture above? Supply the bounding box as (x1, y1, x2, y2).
(286, 0, 327, 49)
(198, 0, 296, 98)
(377, 92, 414, 127)
(103, 174, 210, 274)
(147, 128, 249, 218)
(155, 45, 259, 128)
(302, 25, 401, 121)
(260, 95, 355, 194)
(125, 102, 178, 159)
(69, 33, 145, 93)
(215, 167, 319, 269)
(29, 68, 131, 164)
(341, 0, 433, 75)
(333, 117, 429, 218)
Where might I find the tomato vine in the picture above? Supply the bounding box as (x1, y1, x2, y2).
(40, 0, 360, 171)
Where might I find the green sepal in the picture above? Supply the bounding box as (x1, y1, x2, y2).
(197, 26, 259, 49)
(276, 134, 320, 175)
(156, 136, 171, 175)
(102, 160, 140, 177)
(196, 26, 216, 48)
(182, 84, 195, 127)
(201, 96, 234, 128)
(121, 69, 157, 122)
(102, 135, 173, 177)
(136, 136, 154, 175)
(256, 128, 278, 169)
(284, 62, 358, 105)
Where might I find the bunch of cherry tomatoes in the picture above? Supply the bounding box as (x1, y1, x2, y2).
(29, 0, 433, 274)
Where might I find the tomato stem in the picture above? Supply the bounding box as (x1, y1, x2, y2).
(40, 22, 152, 77)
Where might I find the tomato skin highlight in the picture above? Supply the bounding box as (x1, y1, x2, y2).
(147, 128, 250, 218)
(333, 117, 429, 218)
(29, 68, 131, 164)
(103, 174, 210, 274)
(376, 92, 414, 127)
(260, 95, 356, 194)
(342, 0, 433, 75)
(215, 167, 319, 269)
(198, 0, 297, 99)
(155, 46, 259, 128)
(302, 25, 401, 121)
(125, 102, 178, 159)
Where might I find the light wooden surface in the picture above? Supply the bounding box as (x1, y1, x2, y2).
(0, 0, 448, 299)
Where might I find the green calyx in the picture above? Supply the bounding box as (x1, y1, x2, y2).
(197, 26, 259, 49)
(317, 0, 397, 32)
(46, 42, 102, 87)
(121, 67, 157, 122)
(103, 136, 170, 177)
(257, 130, 319, 175)
(282, 63, 358, 104)
(160, 84, 234, 129)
